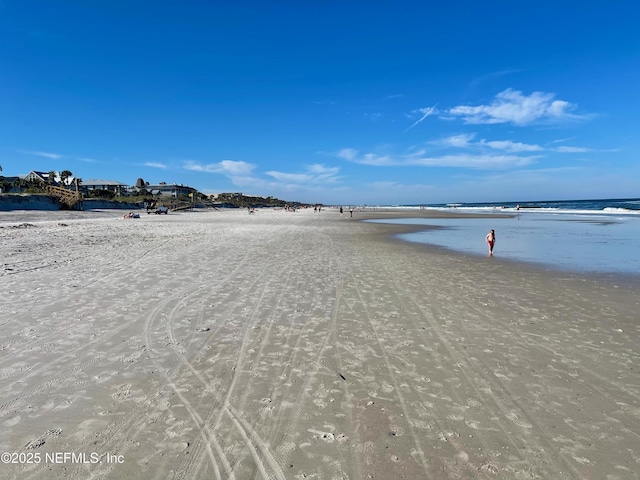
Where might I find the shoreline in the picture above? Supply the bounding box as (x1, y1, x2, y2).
(356, 209, 640, 288)
(1, 208, 639, 479)
(359, 208, 640, 285)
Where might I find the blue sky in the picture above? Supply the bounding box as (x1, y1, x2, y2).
(1, 1, 639, 205)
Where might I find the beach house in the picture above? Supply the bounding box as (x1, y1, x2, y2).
(145, 183, 198, 198)
(24, 170, 57, 184)
(81, 179, 129, 196)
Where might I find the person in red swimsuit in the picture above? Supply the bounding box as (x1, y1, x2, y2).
(485, 229, 496, 256)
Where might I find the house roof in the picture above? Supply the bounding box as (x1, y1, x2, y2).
(23, 170, 51, 179)
(147, 183, 195, 188)
(82, 179, 129, 186)
(146, 183, 197, 191)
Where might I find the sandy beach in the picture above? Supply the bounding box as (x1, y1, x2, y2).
(1, 207, 638, 480)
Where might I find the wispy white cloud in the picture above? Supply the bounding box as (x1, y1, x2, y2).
(440, 133, 476, 148)
(265, 171, 310, 183)
(550, 137, 577, 144)
(184, 160, 342, 193)
(306, 164, 341, 182)
(266, 164, 341, 184)
(18, 150, 64, 160)
(184, 160, 256, 176)
(548, 139, 615, 153)
(183, 160, 259, 189)
(340, 120, 598, 173)
(337, 148, 358, 161)
(144, 162, 168, 169)
(337, 149, 396, 166)
(554, 146, 591, 153)
(410, 153, 537, 169)
(438, 134, 544, 153)
(467, 69, 522, 90)
(480, 140, 543, 153)
(447, 89, 590, 125)
(339, 148, 537, 169)
(404, 106, 437, 132)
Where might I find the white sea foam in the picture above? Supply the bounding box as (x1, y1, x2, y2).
(421, 206, 640, 216)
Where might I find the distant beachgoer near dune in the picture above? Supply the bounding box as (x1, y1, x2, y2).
(486, 229, 496, 256)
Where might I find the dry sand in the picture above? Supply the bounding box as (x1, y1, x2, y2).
(0, 207, 638, 480)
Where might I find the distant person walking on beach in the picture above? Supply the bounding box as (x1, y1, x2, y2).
(339, 206, 344, 217)
(485, 229, 496, 256)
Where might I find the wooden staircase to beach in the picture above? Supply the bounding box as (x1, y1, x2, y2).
(46, 185, 84, 209)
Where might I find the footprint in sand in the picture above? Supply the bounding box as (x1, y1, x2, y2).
(467, 398, 481, 407)
(111, 384, 132, 400)
(506, 411, 532, 429)
(308, 428, 335, 443)
(24, 438, 46, 450)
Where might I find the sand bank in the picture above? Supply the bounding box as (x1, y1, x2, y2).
(0, 194, 61, 211)
(0, 194, 142, 212)
(1, 208, 638, 479)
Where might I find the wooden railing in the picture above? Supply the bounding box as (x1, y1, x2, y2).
(45, 185, 84, 209)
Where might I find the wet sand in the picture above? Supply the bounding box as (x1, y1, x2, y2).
(1, 208, 638, 479)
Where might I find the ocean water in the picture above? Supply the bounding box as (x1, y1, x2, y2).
(403, 197, 640, 215)
(369, 198, 640, 277)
